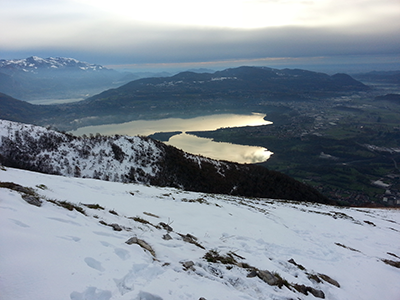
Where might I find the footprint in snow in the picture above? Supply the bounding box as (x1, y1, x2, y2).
(0, 206, 17, 211)
(114, 264, 165, 296)
(114, 275, 135, 296)
(57, 235, 81, 242)
(70, 287, 111, 300)
(100, 241, 112, 247)
(10, 219, 30, 228)
(84, 257, 105, 272)
(115, 248, 130, 260)
(135, 291, 163, 300)
(93, 231, 122, 239)
(47, 217, 81, 226)
(99, 241, 130, 260)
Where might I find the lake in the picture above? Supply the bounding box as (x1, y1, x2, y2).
(71, 113, 273, 163)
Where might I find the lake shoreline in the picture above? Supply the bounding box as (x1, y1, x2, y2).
(70, 113, 273, 164)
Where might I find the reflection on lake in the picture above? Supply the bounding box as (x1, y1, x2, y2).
(71, 113, 273, 163)
(168, 133, 272, 163)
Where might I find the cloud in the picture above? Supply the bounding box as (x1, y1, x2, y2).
(1, 0, 399, 67)
(47, 24, 398, 64)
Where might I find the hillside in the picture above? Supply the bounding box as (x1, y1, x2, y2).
(68, 67, 368, 126)
(0, 66, 369, 131)
(1, 167, 400, 300)
(0, 119, 331, 204)
(0, 93, 60, 123)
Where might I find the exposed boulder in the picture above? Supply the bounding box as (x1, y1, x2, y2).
(125, 237, 156, 257)
(257, 270, 278, 285)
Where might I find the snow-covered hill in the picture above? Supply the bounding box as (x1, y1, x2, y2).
(0, 119, 332, 203)
(1, 167, 399, 300)
(0, 119, 164, 182)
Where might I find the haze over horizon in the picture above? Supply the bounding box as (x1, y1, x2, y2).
(1, 0, 399, 73)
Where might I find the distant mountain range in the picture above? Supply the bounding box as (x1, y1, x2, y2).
(0, 119, 333, 204)
(0, 56, 172, 102)
(0, 56, 107, 73)
(0, 56, 125, 101)
(0, 62, 370, 130)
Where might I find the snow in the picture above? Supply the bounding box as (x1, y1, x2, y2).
(211, 77, 237, 81)
(373, 180, 391, 188)
(1, 167, 400, 300)
(0, 56, 107, 72)
(0, 119, 163, 182)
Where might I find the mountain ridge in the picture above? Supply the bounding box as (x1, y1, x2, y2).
(0, 56, 109, 74)
(0, 119, 334, 204)
(0, 56, 123, 101)
(0, 65, 370, 130)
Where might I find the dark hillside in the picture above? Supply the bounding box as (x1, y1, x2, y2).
(0, 66, 369, 131)
(0, 119, 334, 205)
(0, 93, 59, 123)
(375, 93, 400, 103)
(153, 141, 333, 204)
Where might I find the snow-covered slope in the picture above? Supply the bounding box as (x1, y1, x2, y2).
(1, 167, 399, 300)
(0, 119, 332, 203)
(0, 119, 230, 185)
(0, 119, 163, 182)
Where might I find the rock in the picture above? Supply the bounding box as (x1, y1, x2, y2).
(182, 260, 195, 270)
(318, 273, 340, 288)
(110, 223, 122, 231)
(159, 222, 173, 232)
(382, 259, 400, 268)
(293, 284, 308, 295)
(182, 233, 198, 242)
(22, 194, 42, 207)
(125, 237, 156, 257)
(179, 233, 205, 249)
(288, 258, 306, 270)
(199, 298, 207, 300)
(309, 287, 325, 298)
(257, 270, 278, 285)
(185, 233, 198, 240)
(125, 237, 139, 245)
(293, 284, 325, 299)
(162, 234, 172, 240)
(247, 269, 258, 278)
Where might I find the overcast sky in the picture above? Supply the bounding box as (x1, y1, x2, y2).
(1, 0, 399, 72)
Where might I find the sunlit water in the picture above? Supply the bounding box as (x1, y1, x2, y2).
(71, 113, 273, 163)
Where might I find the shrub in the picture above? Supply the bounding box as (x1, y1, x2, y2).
(203, 250, 237, 265)
(48, 199, 86, 215)
(83, 203, 105, 210)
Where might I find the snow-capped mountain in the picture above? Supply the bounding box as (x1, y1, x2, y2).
(0, 56, 124, 101)
(0, 119, 331, 203)
(0, 56, 107, 74)
(1, 167, 399, 300)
